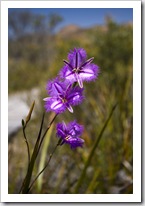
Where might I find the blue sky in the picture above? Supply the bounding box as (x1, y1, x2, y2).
(9, 8, 133, 32)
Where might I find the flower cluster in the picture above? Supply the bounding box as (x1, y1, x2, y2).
(44, 48, 99, 149)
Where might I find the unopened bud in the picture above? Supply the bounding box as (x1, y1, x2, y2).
(25, 101, 35, 125)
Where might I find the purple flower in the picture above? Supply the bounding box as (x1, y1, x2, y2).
(56, 121, 84, 149)
(43, 78, 84, 114)
(60, 48, 99, 88)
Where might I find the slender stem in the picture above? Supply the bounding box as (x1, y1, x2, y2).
(28, 139, 61, 193)
(23, 126, 30, 165)
(19, 126, 31, 193)
(74, 104, 117, 193)
(19, 175, 26, 194)
(21, 112, 45, 194)
(36, 113, 58, 157)
(21, 101, 35, 167)
(21, 112, 58, 194)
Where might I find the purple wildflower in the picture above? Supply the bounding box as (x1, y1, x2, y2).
(43, 78, 84, 114)
(56, 121, 84, 149)
(60, 48, 99, 88)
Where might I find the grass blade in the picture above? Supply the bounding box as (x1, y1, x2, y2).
(37, 124, 54, 192)
(74, 103, 118, 193)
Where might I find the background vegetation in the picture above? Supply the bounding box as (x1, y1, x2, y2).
(8, 11, 133, 194)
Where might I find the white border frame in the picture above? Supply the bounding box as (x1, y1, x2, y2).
(1, 0, 141, 203)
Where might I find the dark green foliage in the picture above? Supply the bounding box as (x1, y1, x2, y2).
(96, 17, 133, 70)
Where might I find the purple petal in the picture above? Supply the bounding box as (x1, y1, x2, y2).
(68, 120, 84, 137)
(43, 97, 51, 101)
(68, 48, 87, 68)
(67, 137, 84, 149)
(62, 121, 67, 130)
(63, 60, 74, 70)
(79, 64, 99, 81)
(66, 104, 73, 113)
(67, 86, 84, 106)
(80, 57, 94, 68)
(51, 100, 63, 110)
(65, 83, 73, 94)
(44, 97, 66, 114)
(56, 123, 66, 139)
(46, 78, 65, 96)
(59, 65, 76, 83)
(75, 73, 83, 88)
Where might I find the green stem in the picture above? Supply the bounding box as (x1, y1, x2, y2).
(21, 112, 45, 194)
(36, 113, 58, 157)
(21, 101, 35, 168)
(23, 126, 30, 165)
(19, 126, 31, 194)
(74, 103, 117, 193)
(21, 148, 38, 193)
(27, 139, 62, 193)
(21, 113, 58, 194)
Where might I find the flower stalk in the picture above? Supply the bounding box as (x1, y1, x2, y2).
(20, 112, 58, 194)
(21, 101, 35, 167)
(27, 139, 62, 193)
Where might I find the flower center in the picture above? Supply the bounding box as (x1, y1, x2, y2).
(62, 98, 67, 103)
(73, 68, 80, 73)
(65, 135, 70, 141)
(59, 95, 67, 103)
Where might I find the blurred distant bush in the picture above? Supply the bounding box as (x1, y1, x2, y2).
(96, 16, 133, 69)
(8, 10, 63, 93)
(8, 12, 132, 94)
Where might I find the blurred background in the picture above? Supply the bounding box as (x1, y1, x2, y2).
(8, 8, 133, 194)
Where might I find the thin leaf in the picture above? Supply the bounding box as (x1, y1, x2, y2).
(37, 124, 54, 192)
(74, 103, 118, 193)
